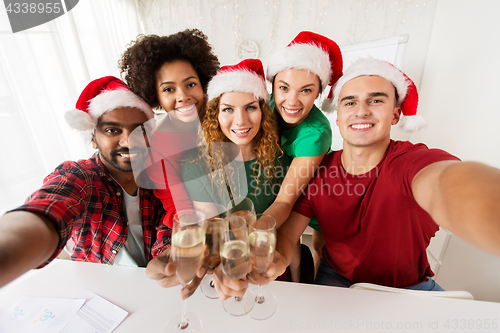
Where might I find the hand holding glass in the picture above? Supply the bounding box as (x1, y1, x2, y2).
(165, 210, 205, 332)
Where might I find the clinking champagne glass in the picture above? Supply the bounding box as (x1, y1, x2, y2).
(200, 204, 227, 299)
(219, 215, 255, 316)
(225, 196, 256, 309)
(165, 209, 206, 332)
(248, 214, 277, 320)
(226, 196, 256, 228)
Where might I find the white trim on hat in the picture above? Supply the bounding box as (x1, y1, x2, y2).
(65, 89, 155, 144)
(207, 70, 269, 102)
(266, 43, 331, 90)
(331, 57, 427, 133)
(332, 57, 409, 110)
(89, 89, 155, 121)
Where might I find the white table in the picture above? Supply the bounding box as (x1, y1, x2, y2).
(1, 259, 499, 332)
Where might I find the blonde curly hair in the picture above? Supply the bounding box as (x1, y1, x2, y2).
(196, 95, 282, 197)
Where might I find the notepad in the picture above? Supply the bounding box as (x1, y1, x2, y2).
(0, 289, 128, 333)
(0, 296, 84, 333)
(61, 289, 128, 333)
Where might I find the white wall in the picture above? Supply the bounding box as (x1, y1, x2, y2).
(137, 0, 438, 143)
(137, 0, 437, 87)
(413, 0, 500, 302)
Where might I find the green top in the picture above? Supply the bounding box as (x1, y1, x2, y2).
(271, 93, 332, 231)
(270, 94, 332, 158)
(181, 151, 292, 214)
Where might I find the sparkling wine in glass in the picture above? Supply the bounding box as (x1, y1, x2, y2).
(226, 196, 255, 227)
(219, 215, 254, 316)
(248, 214, 277, 320)
(165, 210, 205, 332)
(200, 204, 227, 299)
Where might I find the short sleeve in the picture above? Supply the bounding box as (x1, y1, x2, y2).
(292, 191, 315, 218)
(282, 106, 333, 158)
(385, 142, 461, 199)
(289, 127, 331, 157)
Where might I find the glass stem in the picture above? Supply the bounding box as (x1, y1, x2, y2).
(179, 298, 188, 329)
(256, 284, 265, 304)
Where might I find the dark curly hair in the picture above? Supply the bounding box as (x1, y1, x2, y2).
(119, 29, 220, 109)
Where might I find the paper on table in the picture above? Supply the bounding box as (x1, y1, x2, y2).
(61, 288, 128, 333)
(0, 296, 85, 333)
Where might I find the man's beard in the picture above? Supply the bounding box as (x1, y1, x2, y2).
(94, 140, 134, 173)
(101, 148, 134, 172)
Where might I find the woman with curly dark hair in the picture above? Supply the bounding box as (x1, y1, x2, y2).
(119, 29, 220, 237)
(120, 29, 219, 110)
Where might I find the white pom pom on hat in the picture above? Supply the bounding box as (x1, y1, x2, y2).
(329, 57, 426, 133)
(65, 76, 155, 142)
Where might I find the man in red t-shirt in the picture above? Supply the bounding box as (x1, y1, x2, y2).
(213, 57, 500, 298)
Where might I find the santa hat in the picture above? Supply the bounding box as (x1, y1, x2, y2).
(65, 76, 155, 142)
(266, 31, 343, 112)
(331, 57, 426, 133)
(207, 58, 268, 102)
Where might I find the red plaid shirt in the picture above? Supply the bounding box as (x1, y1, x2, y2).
(10, 153, 171, 266)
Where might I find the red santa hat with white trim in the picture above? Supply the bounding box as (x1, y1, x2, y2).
(207, 58, 268, 102)
(331, 57, 426, 133)
(266, 31, 343, 112)
(65, 76, 155, 142)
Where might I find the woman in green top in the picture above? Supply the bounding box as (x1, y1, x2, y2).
(181, 59, 290, 217)
(264, 31, 344, 277)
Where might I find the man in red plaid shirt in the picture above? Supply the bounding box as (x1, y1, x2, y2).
(0, 76, 194, 290)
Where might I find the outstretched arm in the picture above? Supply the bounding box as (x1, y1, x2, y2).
(412, 160, 500, 256)
(264, 153, 326, 228)
(0, 211, 60, 288)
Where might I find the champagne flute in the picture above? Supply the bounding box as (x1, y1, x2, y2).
(226, 196, 255, 228)
(165, 209, 206, 332)
(219, 215, 255, 316)
(225, 196, 256, 308)
(248, 214, 277, 320)
(200, 204, 227, 299)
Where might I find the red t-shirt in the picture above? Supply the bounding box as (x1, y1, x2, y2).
(293, 140, 460, 288)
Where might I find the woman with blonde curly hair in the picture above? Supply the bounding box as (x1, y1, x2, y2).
(182, 59, 290, 215)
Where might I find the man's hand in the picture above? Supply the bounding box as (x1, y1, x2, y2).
(211, 264, 250, 302)
(146, 245, 210, 299)
(247, 250, 287, 286)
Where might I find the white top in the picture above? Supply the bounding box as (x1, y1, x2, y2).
(113, 189, 148, 268)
